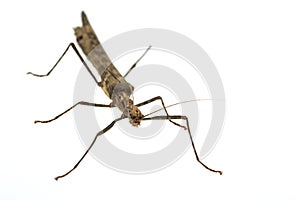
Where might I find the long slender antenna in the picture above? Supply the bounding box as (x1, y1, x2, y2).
(143, 98, 224, 117)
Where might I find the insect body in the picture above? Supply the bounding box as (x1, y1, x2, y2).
(77, 12, 144, 126)
(28, 12, 222, 180)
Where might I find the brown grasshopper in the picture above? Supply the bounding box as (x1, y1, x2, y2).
(28, 11, 222, 180)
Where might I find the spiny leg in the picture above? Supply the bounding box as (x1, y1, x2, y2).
(35, 101, 112, 124)
(136, 96, 187, 130)
(142, 115, 222, 175)
(27, 43, 99, 85)
(124, 45, 152, 78)
(55, 117, 124, 181)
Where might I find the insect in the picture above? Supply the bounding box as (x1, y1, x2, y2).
(28, 11, 222, 180)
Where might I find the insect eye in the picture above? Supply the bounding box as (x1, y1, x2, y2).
(76, 35, 83, 42)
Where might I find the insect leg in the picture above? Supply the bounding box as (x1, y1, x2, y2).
(136, 96, 187, 130)
(142, 115, 222, 175)
(55, 117, 124, 181)
(27, 43, 99, 84)
(124, 45, 152, 78)
(35, 101, 112, 124)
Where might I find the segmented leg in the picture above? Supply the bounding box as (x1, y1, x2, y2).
(136, 96, 187, 130)
(27, 43, 100, 85)
(124, 45, 152, 78)
(142, 115, 222, 175)
(55, 117, 125, 181)
(35, 101, 112, 124)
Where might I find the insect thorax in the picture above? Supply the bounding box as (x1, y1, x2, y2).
(110, 80, 134, 112)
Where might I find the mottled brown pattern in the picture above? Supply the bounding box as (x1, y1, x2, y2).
(74, 11, 134, 99)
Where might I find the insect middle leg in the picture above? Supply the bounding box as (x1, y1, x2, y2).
(142, 115, 222, 175)
(35, 101, 112, 124)
(27, 43, 100, 85)
(135, 96, 187, 130)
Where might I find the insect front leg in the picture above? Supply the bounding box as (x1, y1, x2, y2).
(142, 115, 222, 175)
(27, 43, 100, 85)
(35, 101, 112, 124)
(136, 96, 187, 130)
(55, 117, 124, 181)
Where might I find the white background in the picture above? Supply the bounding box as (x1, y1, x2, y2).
(1, 0, 300, 199)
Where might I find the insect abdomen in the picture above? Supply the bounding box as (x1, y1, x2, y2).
(74, 11, 129, 99)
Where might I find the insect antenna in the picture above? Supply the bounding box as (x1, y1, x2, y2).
(143, 98, 224, 117)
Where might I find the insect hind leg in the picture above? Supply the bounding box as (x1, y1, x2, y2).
(27, 43, 100, 85)
(124, 45, 152, 78)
